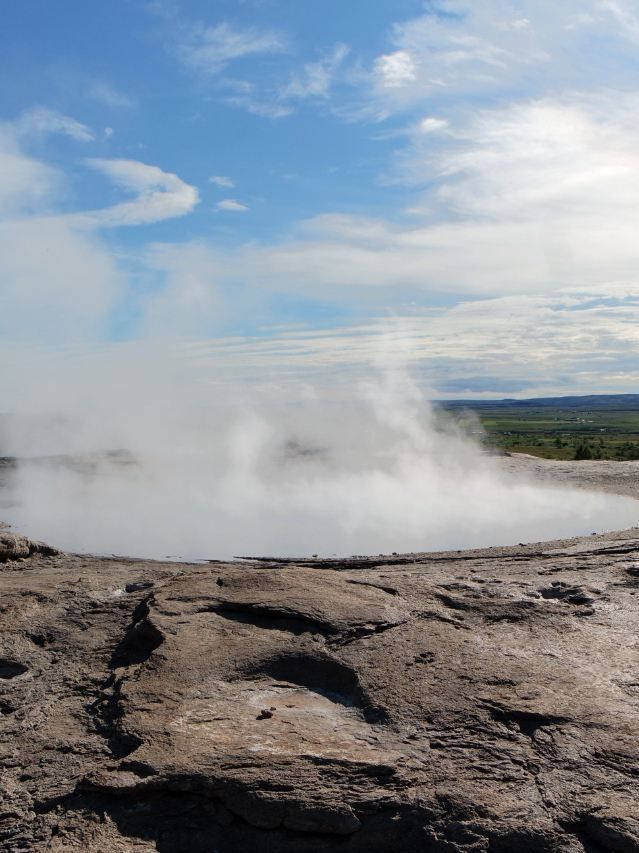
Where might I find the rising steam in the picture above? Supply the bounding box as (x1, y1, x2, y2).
(0, 346, 636, 560)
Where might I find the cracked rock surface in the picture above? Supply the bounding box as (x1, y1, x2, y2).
(1, 461, 639, 851)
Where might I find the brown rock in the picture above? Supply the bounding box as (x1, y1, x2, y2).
(1, 460, 639, 851)
(0, 531, 58, 562)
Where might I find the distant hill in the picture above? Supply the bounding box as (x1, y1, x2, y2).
(438, 394, 639, 412)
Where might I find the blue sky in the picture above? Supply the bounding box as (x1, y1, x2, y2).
(2, 0, 639, 397)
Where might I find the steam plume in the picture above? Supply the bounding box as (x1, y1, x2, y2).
(1, 343, 635, 560)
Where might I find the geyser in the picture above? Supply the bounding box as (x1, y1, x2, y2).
(1, 360, 636, 560)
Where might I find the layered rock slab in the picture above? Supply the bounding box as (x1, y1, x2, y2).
(85, 569, 411, 836)
(1, 529, 639, 851)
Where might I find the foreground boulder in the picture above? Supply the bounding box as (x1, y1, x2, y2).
(1, 528, 639, 852)
(0, 530, 58, 562)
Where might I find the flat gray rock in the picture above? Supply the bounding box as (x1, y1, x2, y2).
(1, 459, 639, 851)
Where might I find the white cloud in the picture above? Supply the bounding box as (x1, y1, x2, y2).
(0, 115, 204, 344)
(241, 101, 292, 119)
(507, 18, 532, 31)
(0, 109, 94, 216)
(15, 107, 94, 142)
(209, 174, 235, 189)
(280, 43, 350, 100)
(4, 0, 639, 400)
(176, 21, 287, 76)
(419, 116, 449, 134)
(429, 96, 639, 220)
(0, 114, 124, 341)
(0, 217, 121, 342)
(375, 50, 417, 88)
(82, 158, 199, 226)
(0, 129, 60, 216)
(216, 198, 248, 212)
(46, 282, 631, 398)
(160, 284, 639, 396)
(158, 8, 354, 118)
(224, 84, 294, 119)
(141, 243, 223, 337)
(156, 9, 293, 117)
(369, 1, 639, 112)
(131, 92, 639, 307)
(87, 81, 135, 109)
(600, 0, 639, 43)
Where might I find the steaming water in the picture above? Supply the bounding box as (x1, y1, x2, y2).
(1, 445, 637, 561)
(1, 369, 637, 561)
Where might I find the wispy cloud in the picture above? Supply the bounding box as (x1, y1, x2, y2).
(0, 135, 58, 216)
(433, 98, 639, 219)
(600, 0, 639, 43)
(175, 20, 287, 76)
(87, 284, 637, 397)
(83, 158, 199, 226)
(0, 109, 92, 217)
(375, 50, 417, 89)
(0, 118, 121, 341)
(2, 92, 639, 394)
(370, 3, 541, 107)
(368, 0, 639, 113)
(156, 9, 295, 118)
(223, 43, 351, 118)
(0, 217, 122, 342)
(133, 91, 639, 307)
(222, 78, 293, 119)
(15, 107, 94, 142)
(87, 81, 135, 109)
(418, 116, 449, 134)
(154, 6, 355, 118)
(5, 1, 639, 399)
(279, 43, 350, 100)
(209, 174, 234, 189)
(216, 198, 248, 212)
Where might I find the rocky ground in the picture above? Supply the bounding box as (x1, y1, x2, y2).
(1, 458, 639, 852)
(501, 455, 639, 500)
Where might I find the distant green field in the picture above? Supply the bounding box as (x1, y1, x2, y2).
(438, 395, 639, 461)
